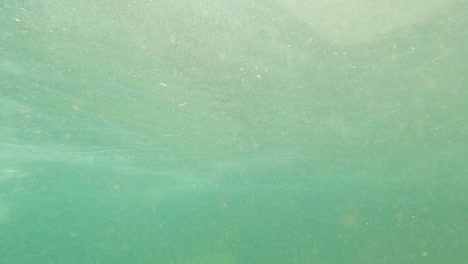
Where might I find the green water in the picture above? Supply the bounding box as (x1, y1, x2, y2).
(1, 1, 467, 263)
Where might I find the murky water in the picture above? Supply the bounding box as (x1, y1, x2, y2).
(1, 1, 467, 263)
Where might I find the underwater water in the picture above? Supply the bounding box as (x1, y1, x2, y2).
(1, 0, 467, 263)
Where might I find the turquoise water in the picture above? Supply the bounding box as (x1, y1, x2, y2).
(1, 1, 467, 263)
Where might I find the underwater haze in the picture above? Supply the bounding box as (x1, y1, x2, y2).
(1, 0, 467, 263)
